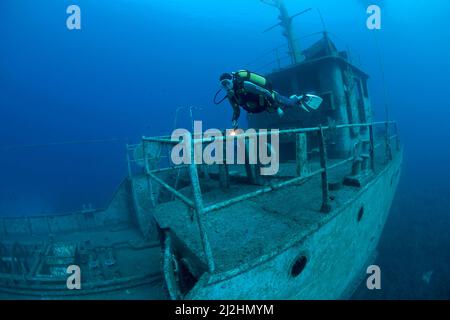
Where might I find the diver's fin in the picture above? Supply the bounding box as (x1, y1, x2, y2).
(291, 95, 311, 112)
(302, 94, 323, 110)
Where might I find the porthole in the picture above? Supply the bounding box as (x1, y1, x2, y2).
(290, 255, 308, 278)
(357, 207, 364, 222)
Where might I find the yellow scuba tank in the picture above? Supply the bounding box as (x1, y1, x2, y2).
(235, 70, 272, 91)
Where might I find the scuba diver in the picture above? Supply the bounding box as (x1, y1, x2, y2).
(215, 70, 323, 129)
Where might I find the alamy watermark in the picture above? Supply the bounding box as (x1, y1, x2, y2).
(366, 265, 381, 290)
(171, 121, 280, 176)
(66, 5, 81, 30)
(367, 5, 382, 30)
(65, 4, 380, 32)
(66, 265, 81, 290)
(65, 5, 381, 31)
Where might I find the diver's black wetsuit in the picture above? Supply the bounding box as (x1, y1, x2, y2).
(228, 81, 299, 123)
(220, 70, 322, 129)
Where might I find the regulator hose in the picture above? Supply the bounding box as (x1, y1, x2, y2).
(214, 88, 228, 105)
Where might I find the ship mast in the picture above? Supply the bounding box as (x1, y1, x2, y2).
(261, 0, 310, 64)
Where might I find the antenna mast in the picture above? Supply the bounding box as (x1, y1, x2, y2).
(261, 0, 309, 64)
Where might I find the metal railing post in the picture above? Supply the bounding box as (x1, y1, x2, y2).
(318, 126, 331, 213)
(189, 138, 215, 273)
(296, 133, 308, 177)
(218, 132, 230, 189)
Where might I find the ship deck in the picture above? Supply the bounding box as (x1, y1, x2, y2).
(152, 158, 383, 273)
(0, 226, 165, 298)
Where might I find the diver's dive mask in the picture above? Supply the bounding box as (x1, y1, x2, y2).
(221, 78, 234, 91)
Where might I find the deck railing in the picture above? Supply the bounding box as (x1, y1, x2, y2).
(244, 31, 365, 74)
(130, 121, 400, 272)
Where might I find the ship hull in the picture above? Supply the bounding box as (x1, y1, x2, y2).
(186, 151, 402, 300)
